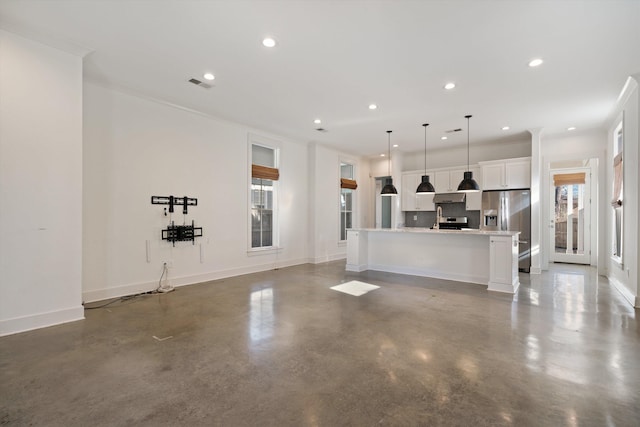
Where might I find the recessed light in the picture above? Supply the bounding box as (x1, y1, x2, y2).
(567, 126, 576, 131)
(528, 58, 543, 67)
(441, 136, 448, 140)
(369, 104, 378, 110)
(314, 119, 322, 124)
(380, 153, 385, 157)
(262, 37, 277, 48)
(502, 126, 510, 131)
(203, 73, 215, 81)
(444, 82, 456, 90)
(393, 144, 399, 148)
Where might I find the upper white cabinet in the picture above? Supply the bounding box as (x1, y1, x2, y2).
(402, 166, 481, 211)
(480, 157, 531, 190)
(434, 167, 477, 193)
(401, 172, 435, 211)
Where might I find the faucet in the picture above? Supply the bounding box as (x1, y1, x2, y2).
(435, 206, 443, 229)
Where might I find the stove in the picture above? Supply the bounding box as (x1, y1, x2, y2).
(437, 216, 469, 230)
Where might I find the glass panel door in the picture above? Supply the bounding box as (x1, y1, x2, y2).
(550, 169, 590, 264)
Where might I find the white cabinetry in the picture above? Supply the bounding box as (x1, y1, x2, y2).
(488, 234, 519, 293)
(401, 172, 435, 211)
(434, 169, 466, 193)
(465, 191, 482, 211)
(480, 157, 531, 190)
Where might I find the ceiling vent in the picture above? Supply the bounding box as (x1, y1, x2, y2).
(445, 128, 462, 133)
(315, 128, 328, 132)
(188, 78, 212, 89)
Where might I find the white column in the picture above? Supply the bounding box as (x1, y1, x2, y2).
(391, 148, 403, 228)
(529, 128, 543, 274)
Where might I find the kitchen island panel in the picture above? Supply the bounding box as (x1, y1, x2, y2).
(346, 228, 519, 293)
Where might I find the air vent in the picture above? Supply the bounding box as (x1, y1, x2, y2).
(188, 78, 212, 89)
(315, 128, 328, 132)
(445, 128, 462, 133)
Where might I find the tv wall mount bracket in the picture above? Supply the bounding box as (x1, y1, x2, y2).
(151, 195, 203, 246)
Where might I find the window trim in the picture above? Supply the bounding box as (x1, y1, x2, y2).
(248, 134, 281, 252)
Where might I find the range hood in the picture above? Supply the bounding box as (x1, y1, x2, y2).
(433, 192, 466, 204)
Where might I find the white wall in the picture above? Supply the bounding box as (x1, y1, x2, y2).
(308, 143, 370, 262)
(540, 130, 607, 271)
(0, 31, 84, 335)
(82, 82, 309, 302)
(606, 76, 639, 307)
(402, 137, 531, 171)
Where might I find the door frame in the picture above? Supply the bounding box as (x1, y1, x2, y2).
(549, 166, 591, 264)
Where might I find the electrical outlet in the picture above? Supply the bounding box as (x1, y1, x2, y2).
(413, 215, 418, 220)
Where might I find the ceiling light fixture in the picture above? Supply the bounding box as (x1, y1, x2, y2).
(416, 123, 435, 194)
(444, 83, 456, 90)
(441, 136, 448, 140)
(528, 58, 543, 67)
(203, 73, 215, 81)
(393, 144, 399, 148)
(381, 131, 398, 196)
(502, 126, 510, 131)
(314, 119, 322, 124)
(457, 115, 480, 192)
(262, 37, 277, 48)
(369, 104, 378, 110)
(567, 126, 576, 131)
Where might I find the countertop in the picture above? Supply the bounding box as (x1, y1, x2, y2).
(349, 227, 520, 237)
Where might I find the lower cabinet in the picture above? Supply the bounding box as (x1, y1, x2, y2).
(488, 235, 519, 293)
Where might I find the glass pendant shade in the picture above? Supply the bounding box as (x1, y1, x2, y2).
(381, 177, 398, 196)
(416, 175, 435, 193)
(457, 115, 480, 193)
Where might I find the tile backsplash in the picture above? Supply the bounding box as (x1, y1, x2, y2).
(404, 202, 481, 229)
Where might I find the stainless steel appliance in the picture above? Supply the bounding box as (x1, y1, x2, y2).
(482, 190, 531, 272)
(438, 216, 469, 230)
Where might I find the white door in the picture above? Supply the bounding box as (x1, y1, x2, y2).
(549, 168, 591, 264)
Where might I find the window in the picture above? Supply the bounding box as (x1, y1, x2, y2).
(611, 119, 623, 263)
(250, 143, 279, 249)
(340, 162, 357, 241)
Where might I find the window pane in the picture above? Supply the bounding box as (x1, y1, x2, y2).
(344, 190, 352, 210)
(340, 163, 354, 179)
(252, 145, 275, 167)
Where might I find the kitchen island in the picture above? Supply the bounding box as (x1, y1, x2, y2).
(346, 228, 520, 293)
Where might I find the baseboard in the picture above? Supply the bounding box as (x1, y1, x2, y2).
(367, 263, 487, 286)
(311, 253, 346, 264)
(488, 279, 520, 294)
(82, 257, 310, 303)
(0, 306, 85, 337)
(608, 275, 638, 308)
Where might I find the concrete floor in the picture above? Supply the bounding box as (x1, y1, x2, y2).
(1, 262, 638, 426)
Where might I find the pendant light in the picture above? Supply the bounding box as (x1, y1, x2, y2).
(416, 123, 435, 193)
(457, 114, 480, 192)
(381, 130, 398, 196)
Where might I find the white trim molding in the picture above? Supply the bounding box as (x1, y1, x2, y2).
(0, 306, 85, 337)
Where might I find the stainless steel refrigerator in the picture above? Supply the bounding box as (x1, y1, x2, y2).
(482, 190, 531, 272)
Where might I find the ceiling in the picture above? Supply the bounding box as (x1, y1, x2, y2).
(1, 0, 639, 157)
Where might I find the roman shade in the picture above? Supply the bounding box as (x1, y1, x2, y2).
(252, 164, 279, 181)
(340, 178, 357, 190)
(553, 172, 586, 187)
(612, 153, 623, 206)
